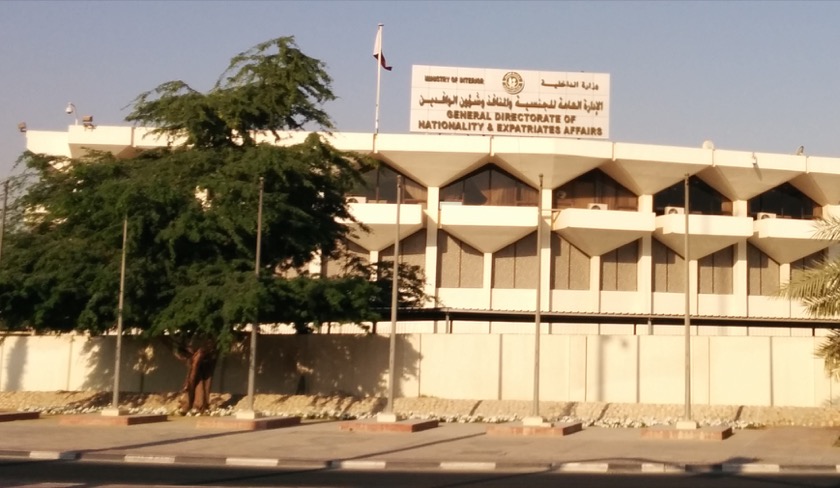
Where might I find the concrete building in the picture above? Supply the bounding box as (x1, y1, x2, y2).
(25, 125, 839, 337)
(14, 125, 840, 407)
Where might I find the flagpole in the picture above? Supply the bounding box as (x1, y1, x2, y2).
(374, 23, 384, 152)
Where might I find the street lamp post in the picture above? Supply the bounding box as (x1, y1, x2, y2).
(679, 173, 696, 429)
(524, 175, 547, 427)
(241, 177, 265, 419)
(379, 175, 402, 423)
(103, 216, 128, 417)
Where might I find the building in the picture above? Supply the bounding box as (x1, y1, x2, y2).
(20, 125, 840, 406)
(25, 126, 839, 336)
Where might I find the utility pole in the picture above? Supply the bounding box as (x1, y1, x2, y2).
(679, 173, 696, 429)
(103, 216, 128, 417)
(524, 175, 547, 426)
(380, 175, 402, 422)
(242, 177, 264, 418)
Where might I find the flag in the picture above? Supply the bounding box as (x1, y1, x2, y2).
(373, 27, 392, 71)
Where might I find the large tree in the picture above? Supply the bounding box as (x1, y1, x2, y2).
(779, 215, 840, 379)
(0, 37, 423, 412)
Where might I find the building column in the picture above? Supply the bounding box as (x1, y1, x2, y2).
(733, 200, 748, 316)
(689, 259, 699, 318)
(483, 252, 494, 303)
(591, 255, 602, 304)
(638, 195, 653, 318)
(539, 188, 552, 312)
(425, 187, 440, 305)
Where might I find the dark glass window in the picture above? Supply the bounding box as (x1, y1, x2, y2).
(553, 169, 637, 211)
(748, 183, 818, 219)
(351, 164, 426, 203)
(440, 164, 537, 206)
(654, 176, 731, 215)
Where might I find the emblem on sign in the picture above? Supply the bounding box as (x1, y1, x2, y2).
(501, 72, 524, 94)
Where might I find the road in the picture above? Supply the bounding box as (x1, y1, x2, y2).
(0, 458, 839, 487)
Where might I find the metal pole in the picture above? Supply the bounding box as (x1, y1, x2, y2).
(374, 24, 384, 135)
(683, 174, 692, 422)
(112, 215, 128, 410)
(246, 177, 264, 413)
(0, 179, 9, 263)
(385, 175, 402, 415)
(531, 175, 544, 418)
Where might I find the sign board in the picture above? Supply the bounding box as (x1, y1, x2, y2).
(410, 65, 610, 139)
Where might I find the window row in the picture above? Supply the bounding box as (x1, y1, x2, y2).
(351, 165, 822, 218)
(322, 231, 822, 296)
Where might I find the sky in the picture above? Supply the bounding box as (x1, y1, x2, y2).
(2, 1, 840, 179)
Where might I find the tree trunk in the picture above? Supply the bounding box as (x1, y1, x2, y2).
(179, 344, 218, 414)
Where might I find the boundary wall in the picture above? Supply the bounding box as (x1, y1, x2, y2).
(1, 333, 837, 408)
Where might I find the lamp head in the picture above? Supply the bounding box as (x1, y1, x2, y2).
(65, 102, 75, 115)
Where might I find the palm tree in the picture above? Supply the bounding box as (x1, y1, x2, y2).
(780, 215, 840, 378)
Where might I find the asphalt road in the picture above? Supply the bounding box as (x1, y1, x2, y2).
(1, 459, 840, 488)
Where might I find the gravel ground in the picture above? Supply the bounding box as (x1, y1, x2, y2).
(2, 391, 840, 428)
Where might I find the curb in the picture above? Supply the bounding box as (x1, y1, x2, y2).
(0, 450, 838, 474)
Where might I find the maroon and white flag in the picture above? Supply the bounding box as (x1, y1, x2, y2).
(373, 27, 392, 71)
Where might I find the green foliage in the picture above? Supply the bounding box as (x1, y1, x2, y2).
(125, 37, 334, 148)
(271, 260, 430, 334)
(370, 260, 429, 310)
(0, 36, 424, 358)
(817, 329, 840, 380)
(781, 256, 840, 317)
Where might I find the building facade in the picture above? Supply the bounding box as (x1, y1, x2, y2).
(26, 126, 840, 337)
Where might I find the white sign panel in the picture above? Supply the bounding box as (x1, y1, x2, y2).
(410, 65, 610, 139)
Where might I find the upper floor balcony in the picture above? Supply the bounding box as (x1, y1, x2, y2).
(552, 207, 655, 256)
(749, 215, 832, 264)
(439, 203, 537, 254)
(342, 200, 426, 252)
(654, 211, 753, 259)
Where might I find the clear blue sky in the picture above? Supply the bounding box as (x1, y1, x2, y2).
(2, 1, 839, 179)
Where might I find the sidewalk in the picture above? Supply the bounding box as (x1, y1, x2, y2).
(1, 415, 839, 474)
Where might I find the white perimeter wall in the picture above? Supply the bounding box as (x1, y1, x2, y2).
(1, 333, 838, 408)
